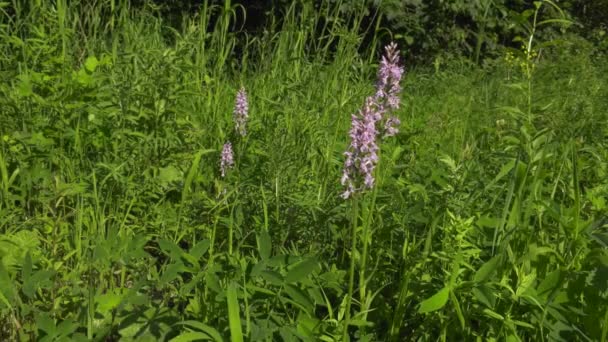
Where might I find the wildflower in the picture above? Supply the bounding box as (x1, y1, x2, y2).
(383, 115, 401, 138)
(341, 97, 381, 199)
(233, 87, 249, 136)
(220, 142, 234, 177)
(341, 42, 404, 198)
(375, 42, 404, 111)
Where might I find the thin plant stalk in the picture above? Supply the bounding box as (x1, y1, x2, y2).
(359, 160, 379, 309)
(343, 195, 359, 341)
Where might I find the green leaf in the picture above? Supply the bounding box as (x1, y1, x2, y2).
(56, 319, 78, 337)
(474, 256, 500, 283)
(473, 285, 497, 308)
(84, 56, 99, 72)
(348, 319, 374, 327)
(516, 271, 537, 298)
(251, 260, 266, 278)
(450, 291, 465, 330)
(176, 321, 223, 342)
(296, 314, 321, 337)
(418, 286, 449, 314)
(22, 269, 55, 299)
(0, 263, 15, 308)
(205, 271, 221, 293)
(537, 18, 572, 27)
(283, 284, 314, 314)
(267, 254, 290, 267)
(96, 291, 123, 315)
(182, 149, 215, 203)
(171, 332, 217, 342)
(260, 270, 283, 286)
(36, 312, 56, 336)
(483, 308, 505, 320)
(285, 257, 318, 284)
(226, 282, 243, 342)
(537, 269, 562, 300)
(22, 251, 32, 282)
(159, 165, 182, 187)
(485, 159, 516, 191)
(189, 240, 210, 260)
(511, 319, 535, 329)
(257, 230, 272, 261)
(160, 262, 186, 284)
(158, 239, 184, 260)
(17, 74, 33, 97)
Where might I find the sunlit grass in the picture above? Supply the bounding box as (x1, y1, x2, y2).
(0, 1, 607, 341)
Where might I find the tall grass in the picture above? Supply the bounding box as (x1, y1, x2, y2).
(0, 0, 607, 341)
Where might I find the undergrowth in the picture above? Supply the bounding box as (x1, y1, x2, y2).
(0, 1, 607, 341)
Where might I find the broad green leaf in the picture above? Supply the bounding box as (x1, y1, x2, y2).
(260, 270, 283, 286)
(227, 282, 243, 342)
(297, 314, 320, 337)
(474, 256, 500, 283)
(23, 269, 55, 299)
(251, 260, 266, 278)
(257, 230, 272, 260)
(472, 285, 496, 308)
(158, 239, 184, 260)
(170, 332, 215, 342)
(283, 284, 314, 314)
(485, 159, 516, 191)
(172, 321, 223, 342)
(0, 263, 15, 308)
(285, 257, 318, 283)
(182, 149, 215, 202)
(516, 271, 537, 297)
(84, 56, 99, 72)
(476, 216, 500, 228)
(96, 292, 123, 315)
(17, 74, 33, 97)
(56, 320, 78, 337)
(537, 269, 561, 300)
(159, 165, 182, 187)
(418, 286, 449, 314)
(279, 326, 297, 342)
(189, 240, 210, 260)
(36, 312, 56, 336)
(205, 272, 221, 293)
(267, 254, 290, 267)
(160, 263, 186, 284)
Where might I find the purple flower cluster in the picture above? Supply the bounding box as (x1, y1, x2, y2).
(341, 97, 381, 199)
(375, 42, 404, 111)
(375, 42, 404, 139)
(220, 87, 249, 178)
(341, 43, 404, 199)
(220, 142, 234, 178)
(233, 87, 249, 136)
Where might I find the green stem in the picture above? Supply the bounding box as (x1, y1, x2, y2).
(359, 172, 379, 310)
(228, 201, 235, 256)
(343, 195, 359, 341)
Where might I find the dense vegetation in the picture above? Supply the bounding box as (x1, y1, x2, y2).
(1, 0, 607, 341)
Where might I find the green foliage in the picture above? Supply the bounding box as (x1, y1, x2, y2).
(0, 0, 607, 341)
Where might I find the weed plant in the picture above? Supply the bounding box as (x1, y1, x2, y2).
(0, 1, 607, 341)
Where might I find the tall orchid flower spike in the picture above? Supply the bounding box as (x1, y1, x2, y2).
(220, 141, 234, 178)
(233, 87, 249, 137)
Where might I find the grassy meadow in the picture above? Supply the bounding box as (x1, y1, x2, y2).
(1, 1, 607, 341)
